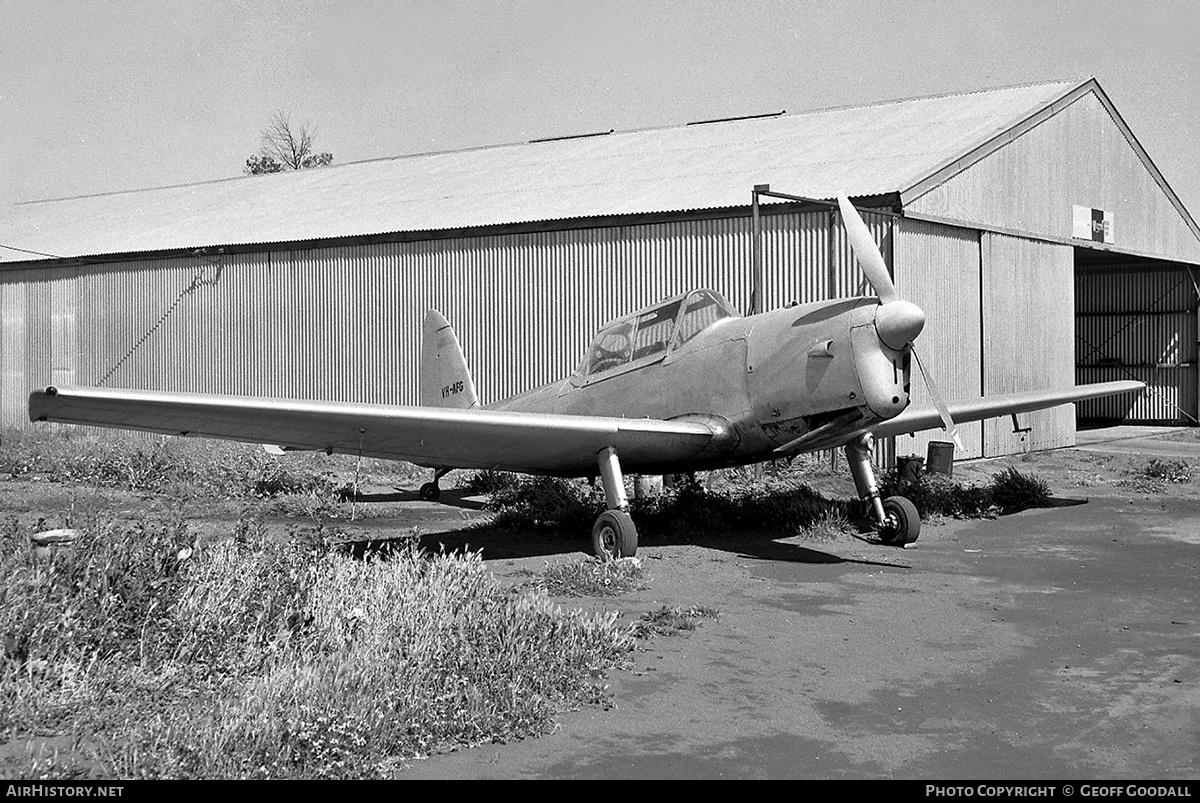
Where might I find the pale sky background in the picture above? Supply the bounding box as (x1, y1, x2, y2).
(2, 0, 1198, 220)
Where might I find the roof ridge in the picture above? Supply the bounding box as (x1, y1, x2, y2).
(779, 77, 1087, 120)
(13, 78, 1089, 206)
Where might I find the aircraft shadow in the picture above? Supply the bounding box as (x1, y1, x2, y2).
(343, 519, 909, 568)
(344, 524, 583, 562)
(681, 529, 910, 568)
(340, 493, 1084, 565)
(1031, 496, 1088, 508)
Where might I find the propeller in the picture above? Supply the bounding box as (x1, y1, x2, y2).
(911, 346, 963, 450)
(837, 194, 926, 351)
(837, 194, 898, 304)
(837, 193, 961, 448)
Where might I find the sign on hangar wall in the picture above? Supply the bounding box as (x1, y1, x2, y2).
(1073, 205, 1114, 244)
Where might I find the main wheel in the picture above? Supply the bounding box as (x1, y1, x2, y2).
(419, 482, 441, 503)
(879, 495, 920, 545)
(591, 510, 638, 560)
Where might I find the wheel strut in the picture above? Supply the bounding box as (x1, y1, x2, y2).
(592, 446, 638, 559)
(844, 435, 886, 524)
(843, 434, 920, 545)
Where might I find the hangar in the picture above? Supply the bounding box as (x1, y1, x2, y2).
(2, 77, 1198, 461)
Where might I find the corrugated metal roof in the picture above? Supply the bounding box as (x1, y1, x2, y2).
(0, 80, 1083, 263)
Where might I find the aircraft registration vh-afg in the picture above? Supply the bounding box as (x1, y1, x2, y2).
(29, 196, 1144, 559)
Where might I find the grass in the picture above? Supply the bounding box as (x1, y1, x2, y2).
(1, 426, 429, 499)
(481, 463, 1056, 542)
(525, 557, 646, 598)
(879, 465, 1054, 518)
(1, 513, 636, 779)
(1141, 458, 1192, 484)
(483, 471, 854, 540)
(990, 467, 1052, 510)
(457, 469, 521, 495)
(0, 427, 430, 524)
(485, 476, 604, 533)
(1, 427, 335, 499)
(634, 475, 854, 537)
(630, 606, 719, 639)
(795, 508, 855, 541)
(1115, 457, 1194, 491)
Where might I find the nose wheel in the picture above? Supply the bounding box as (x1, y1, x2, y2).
(844, 435, 921, 546)
(878, 495, 920, 545)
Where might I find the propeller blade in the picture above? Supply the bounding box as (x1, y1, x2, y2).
(837, 194, 897, 304)
(911, 346, 964, 451)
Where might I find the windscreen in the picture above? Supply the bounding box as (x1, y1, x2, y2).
(631, 299, 682, 361)
(672, 290, 733, 348)
(581, 291, 734, 378)
(584, 320, 636, 375)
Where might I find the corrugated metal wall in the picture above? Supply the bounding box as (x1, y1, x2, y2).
(1, 208, 888, 426)
(981, 233, 1076, 455)
(1075, 264, 1198, 423)
(892, 218, 984, 460)
(1, 272, 30, 427)
(907, 89, 1200, 264)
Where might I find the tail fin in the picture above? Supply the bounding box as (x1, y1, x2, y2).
(420, 310, 479, 409)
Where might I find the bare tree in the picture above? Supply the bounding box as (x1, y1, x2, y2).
(244, 112, 333, 175)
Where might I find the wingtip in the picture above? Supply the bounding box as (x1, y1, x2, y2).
(27, 387, 53, 422)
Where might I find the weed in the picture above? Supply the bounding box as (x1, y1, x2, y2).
(630, 605, 719, 639)
(480, 471, 852, 540)
(796, 508, 854, 541)
(879, 466, 1054, 518)
(1, 512, 635, 779)
(485, 476, 604, 532)
(0, 427, 407, 503)
(1142, 458, 1192, 484)
(531, 557, 645, 598)
(879, 469, 996, 519)
(990, 467, 1052, 511)
(458, 469, 520, 495)
(632, 477, 851, 537)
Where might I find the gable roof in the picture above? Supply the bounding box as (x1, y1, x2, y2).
(3, 78, 1192, 264)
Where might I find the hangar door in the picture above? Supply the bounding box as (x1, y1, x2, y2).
(1075, 254, 1198, 424)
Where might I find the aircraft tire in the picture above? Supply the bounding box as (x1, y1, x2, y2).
(592, 510, 638, 560)
(419, 482, 441, 503)
(879, 495, 920, 545)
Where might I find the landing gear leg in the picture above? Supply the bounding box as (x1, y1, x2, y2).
(419, 468, 451, 503)
(592, 446, 638, 560)
(844, 434, 920, 546)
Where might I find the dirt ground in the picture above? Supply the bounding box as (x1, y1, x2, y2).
(6, 428, 1199, 779)
(393, 430, 1200, 779)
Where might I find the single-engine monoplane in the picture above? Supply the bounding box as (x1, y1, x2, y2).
(29, 196, 1144, 558)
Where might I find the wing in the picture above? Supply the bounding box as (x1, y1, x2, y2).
(869, 380, 1145, 439)
(28, 386, 719, 476)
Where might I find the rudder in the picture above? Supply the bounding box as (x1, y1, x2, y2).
(420, 310, 479, 409)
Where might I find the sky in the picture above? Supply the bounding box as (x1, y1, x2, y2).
(2, 0, 1198, 219)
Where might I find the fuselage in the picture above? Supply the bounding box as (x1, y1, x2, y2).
(488, 291, 914, 474)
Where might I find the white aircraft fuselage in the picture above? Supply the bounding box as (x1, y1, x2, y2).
(490, 295, 909, 474)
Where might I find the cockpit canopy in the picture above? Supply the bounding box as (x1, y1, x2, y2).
(578, 289, 736, 378)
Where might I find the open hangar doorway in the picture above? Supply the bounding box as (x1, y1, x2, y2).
(1075, 247, 1199, 427)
